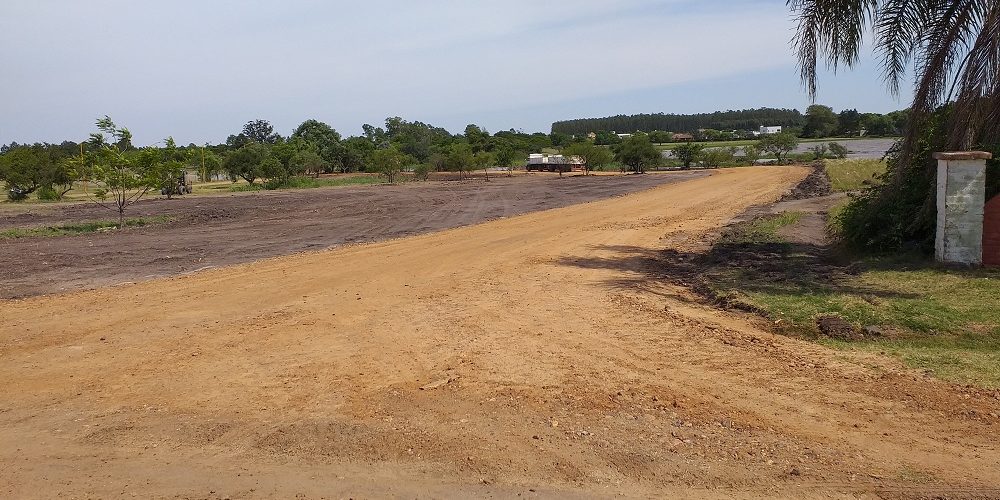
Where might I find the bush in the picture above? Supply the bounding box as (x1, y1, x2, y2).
(36, 186, 60, 201)
(413, 163, 431, 181)
(828, 142, 849, 159)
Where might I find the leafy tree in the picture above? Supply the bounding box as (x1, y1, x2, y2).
(86, 117, 158, 228)
(242, 119, 280, 144)
(741, 145, 762, 166)
(756, 133, 799, 163)
(700, 148, 735, 168)
(446, 143, 474, 179)
(412, 162, 431, 181)
(810, 143, 829, 160)
(261, 155, 290, 186)
(465, 124, 491, 153)
(189, 146, 222, 181)
(223, 142, 269, 185)
(615, 134, 660, 174)
(803, 104, 838, 138)
(549, 132, 572, 148)
(828, 142, 849, 159)
(372, 146, 409, 184)
(144, 137, 187, 199)
(340, 137, 375, 173)
(492, 143, 518, 177)
(474, 151, 493, 181)
(648, 130, 673, 144)
(292, 119, 342, 163)
(562, 142, 613, 175)
(672, 142, 705, 169)
(0, 145, 72, 200)
(290, 150, 326, 178)
(789, 0, 999, 251)
(861, 113, 894, 136)
(593, 130, 622, 146)
(837, 109, 862, 135)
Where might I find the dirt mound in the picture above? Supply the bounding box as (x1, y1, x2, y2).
(780, 161, 832, 201)
(816, 314, 860, 340)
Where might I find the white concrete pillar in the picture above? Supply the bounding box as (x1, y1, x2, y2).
(934, 151, 992, 265)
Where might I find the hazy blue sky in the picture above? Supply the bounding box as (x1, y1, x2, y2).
(1, 0, 906, 145)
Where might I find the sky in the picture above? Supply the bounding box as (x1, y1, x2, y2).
(0, 0, 908, 146)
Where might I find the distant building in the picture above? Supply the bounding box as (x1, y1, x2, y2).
(587, 132, 597, 141)
(759, 126, 782, 135)
(616, 133, 633, 140)
(671, 133, 694, 142)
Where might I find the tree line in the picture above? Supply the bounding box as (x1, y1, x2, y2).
(550, 106, 909, 143)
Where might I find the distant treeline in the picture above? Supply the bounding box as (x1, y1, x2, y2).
(551, 108, 806, 135)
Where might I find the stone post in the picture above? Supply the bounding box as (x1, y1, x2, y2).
(934, 151, 992, 265)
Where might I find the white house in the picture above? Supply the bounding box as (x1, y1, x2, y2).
(759, 126, 782, 135)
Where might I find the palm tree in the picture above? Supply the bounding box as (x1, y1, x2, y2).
(789, 0, 999, 250)
(789, 0, 999, 159)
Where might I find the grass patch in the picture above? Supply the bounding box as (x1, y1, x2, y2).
(0, 216, 172, 239)
(825, 158, 886, 192)
(702, 213, 1000, 387)
(229, 175, 384, 192)
(719, 212, 804, 245)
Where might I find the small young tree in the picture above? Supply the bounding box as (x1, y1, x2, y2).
(562, 142, 613, 175)
(700, 148, 734, 168)
(493, 145, 517, 177)
(741, 145, 762, 166)
(86, 117, 158, 228)
(372, 146, 407, 183)
(809, 143, 829, 160)
(446, 144, 474, 180)
(615, 135, 660, 174)
(827, 142, 849, 159)
(756, 133, 799, 164)
(672, 143, 705, 170)
(474, 151, 493, 181)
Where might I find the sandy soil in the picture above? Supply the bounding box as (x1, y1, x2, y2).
(0, 173, 703, 299)
(2, 166, 999, 498)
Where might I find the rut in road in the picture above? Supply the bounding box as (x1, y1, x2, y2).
(1, 166, 998, 498)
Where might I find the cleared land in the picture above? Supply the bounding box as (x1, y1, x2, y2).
(2, 166, 999, 498)
(0, 172, 703, 299)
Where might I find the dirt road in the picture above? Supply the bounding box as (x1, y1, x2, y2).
(0, 173, 703, 299)
(2, 166, 998, 498)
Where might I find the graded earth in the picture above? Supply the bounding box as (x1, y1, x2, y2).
(2, 167, 998, 498)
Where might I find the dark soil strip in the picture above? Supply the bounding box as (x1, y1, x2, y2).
(0, 173, 705, 299)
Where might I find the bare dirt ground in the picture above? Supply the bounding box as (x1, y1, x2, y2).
(2, 166, 999, 498)
(0, 173, 703, 299)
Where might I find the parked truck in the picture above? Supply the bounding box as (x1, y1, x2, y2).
(525, 154, 584, 172)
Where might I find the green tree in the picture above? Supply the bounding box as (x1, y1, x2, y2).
(615, 134, 660, 174)
(741, 145, 762, 166)
(492, 143, 517, 177)
(86, 117, 158, 228)
(790, 0, 999, 251)
(756, 133, 799, 163)
(700, 148, 735, 168)
(446, 143, 474, 179)
(562, 142, 613, 175)
(242, 119, 280, 144)
(290, 150, 326, 178)
(837, 109, 862, 136)
(372, 146, 409, 184)
(0, 145, 72, 201)
(223, 143, 269, 185)
(145, 137, 187, 199)
(672, 142, 705, 169)
(828, 142, 849, 159)
(340, 137, 375, 173)
(803, 104, 838, 138)
(291, 119, 342, 163)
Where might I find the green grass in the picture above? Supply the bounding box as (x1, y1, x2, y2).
(229, 175, 384, 192)
(719, 212, 804, 245)
(825, 158, 887, 192)
(0, 216, 172, 239)
(705, 212, 1000, 387)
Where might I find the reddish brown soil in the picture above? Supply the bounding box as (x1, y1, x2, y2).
(0, 173, 703, 299)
